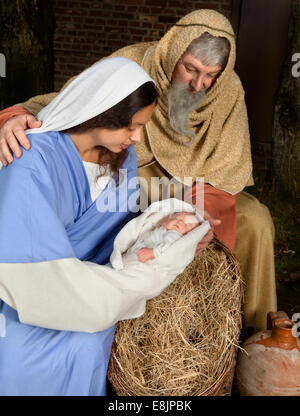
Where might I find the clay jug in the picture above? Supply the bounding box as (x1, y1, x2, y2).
(237, 311, 300, 396)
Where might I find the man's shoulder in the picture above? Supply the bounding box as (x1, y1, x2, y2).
(110, 41, 157, 65)
(219, 71, 245, 105)
(114, 41, 156, 54)
(229, 71, 245, 94)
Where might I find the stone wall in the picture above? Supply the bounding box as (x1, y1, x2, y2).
(53, 0, 232, 90)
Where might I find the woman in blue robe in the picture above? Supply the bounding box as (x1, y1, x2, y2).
(0, 57, 158, 395)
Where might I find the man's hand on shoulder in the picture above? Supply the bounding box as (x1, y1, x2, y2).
(0, 114, 41, 166)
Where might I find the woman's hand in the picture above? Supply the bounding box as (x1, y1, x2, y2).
(0, 114, 41, 166)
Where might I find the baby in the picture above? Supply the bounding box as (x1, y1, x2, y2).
(122, 211, 200, 265)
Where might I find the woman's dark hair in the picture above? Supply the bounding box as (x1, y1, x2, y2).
(64, 81, 158, 183)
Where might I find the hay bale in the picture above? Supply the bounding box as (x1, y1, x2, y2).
(107, 239, 244, 396)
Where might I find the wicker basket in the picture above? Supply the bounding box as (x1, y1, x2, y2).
(108, 239, 244, 396)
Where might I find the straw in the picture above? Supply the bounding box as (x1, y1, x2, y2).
(107, 238, 244, 396)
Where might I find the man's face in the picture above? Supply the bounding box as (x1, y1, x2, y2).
(172, 53, 222, 93)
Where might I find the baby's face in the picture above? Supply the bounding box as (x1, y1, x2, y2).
(163, 212, 199, 235)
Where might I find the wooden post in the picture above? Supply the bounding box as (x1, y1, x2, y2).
(272, 0, 300, 198)
(0, 0, 54, 109)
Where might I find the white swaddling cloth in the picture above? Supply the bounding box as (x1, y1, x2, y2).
(108, 198, 211, 304)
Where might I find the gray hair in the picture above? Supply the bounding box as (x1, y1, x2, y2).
(184, 32, 230, 68)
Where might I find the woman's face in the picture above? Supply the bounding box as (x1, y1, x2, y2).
(91, 101, 155, 153)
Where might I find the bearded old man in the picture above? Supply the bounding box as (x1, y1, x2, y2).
(0, 10, 276, 332)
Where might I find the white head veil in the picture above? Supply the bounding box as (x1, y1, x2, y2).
(26, 57, 155, 135)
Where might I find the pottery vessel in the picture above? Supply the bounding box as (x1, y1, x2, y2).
(237, 311, 300, 396)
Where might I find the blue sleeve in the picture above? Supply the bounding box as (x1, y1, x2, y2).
(0, 151, 75, 263)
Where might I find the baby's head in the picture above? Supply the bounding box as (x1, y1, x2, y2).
(163, 211, 200, 235)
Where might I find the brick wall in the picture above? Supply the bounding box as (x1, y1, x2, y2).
(53, 0, 232, 90)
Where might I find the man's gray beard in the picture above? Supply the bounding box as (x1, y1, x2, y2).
(167, 83, 206, 145)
